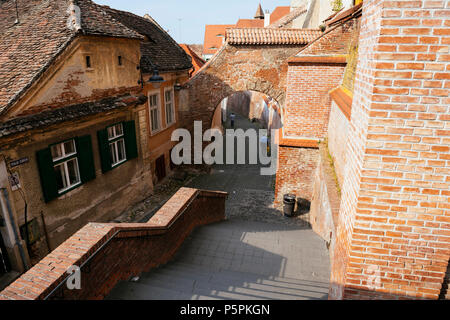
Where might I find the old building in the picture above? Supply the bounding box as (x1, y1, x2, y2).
(0, 0, 191, 281)
(0, 0, 448, 301)
(103, 7, 192, 186)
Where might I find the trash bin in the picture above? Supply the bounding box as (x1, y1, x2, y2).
(283, 194, 296, 217)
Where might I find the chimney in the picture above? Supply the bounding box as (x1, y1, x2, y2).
(264, 10, 270, 27)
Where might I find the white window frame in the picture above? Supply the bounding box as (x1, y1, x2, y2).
(108, 123, 127, 167)
(148, 91, 162, 135)
(51, 140, 81, 194)
(164, 87, 176, 127)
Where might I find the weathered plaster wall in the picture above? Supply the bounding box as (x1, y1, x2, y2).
(0, 106, 152, 263)
(143, 72, 190, 184)
(4, 36, 141, 119)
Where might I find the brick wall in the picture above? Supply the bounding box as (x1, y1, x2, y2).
(179, 44, 305, 136)
(275, 146, 320, 215)
(331, 0, 450, 300)
(328, 100, 351, 187)
(284, 63, 346, 139)
(0, 188, 227, 300)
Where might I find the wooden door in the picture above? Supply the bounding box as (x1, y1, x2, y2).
(156, 155, 166, 182)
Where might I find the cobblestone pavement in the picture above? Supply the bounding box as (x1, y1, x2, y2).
(111, 169, 203, 223)
(113, 114, 311, 227)
(187, 114, 311, 227)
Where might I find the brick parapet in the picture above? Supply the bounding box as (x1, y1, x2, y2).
(0, 188, 228, 300)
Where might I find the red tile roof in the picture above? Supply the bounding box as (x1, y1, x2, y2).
(268, 5, 308, 28)
(270, 6, 291, 25)
(226, 28, 322, 45)
(236, 19, 265, 28)
(203, 24, 235, 55)
(0, 0, 143, 115)
(180, 44, 206, 76)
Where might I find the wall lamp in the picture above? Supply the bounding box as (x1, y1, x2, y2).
(148, 68, 164, 89)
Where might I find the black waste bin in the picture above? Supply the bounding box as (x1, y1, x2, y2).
(283, 194, 296, 217)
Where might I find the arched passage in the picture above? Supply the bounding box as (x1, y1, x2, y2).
(211, 90, 283, 134)
(178, 39, 310, 135)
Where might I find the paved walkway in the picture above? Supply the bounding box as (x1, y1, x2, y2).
(107, 220, 329, 300)
(107, 115, 330, 300)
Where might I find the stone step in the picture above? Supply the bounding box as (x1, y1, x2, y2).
(106, 280, 264, 300)
(106, 281, 186, 300)
(139, 262, 328, 300)
(157, 261, 329, 288)
(148, 265, 329, 294)
(140, 273, 327, 300)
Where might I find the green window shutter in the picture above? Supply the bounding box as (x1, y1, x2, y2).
(124, 120, 138, 160)
(75, 135, 96, 183)
(36, 148, 58, 203)
(97, 129, 112, 173)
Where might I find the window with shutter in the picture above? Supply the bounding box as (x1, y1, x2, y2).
(37, 136, 96, 202)
(97, 121, 138, 173)
(124, 120, 138, 160)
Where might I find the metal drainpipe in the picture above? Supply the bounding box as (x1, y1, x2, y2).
(0, 188, 29, 272)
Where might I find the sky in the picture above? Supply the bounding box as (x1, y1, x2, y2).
(95, 0, 291, 45)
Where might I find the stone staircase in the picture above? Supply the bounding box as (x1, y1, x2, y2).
(107, 261, 329, 300)
(106, 219, 330, 300)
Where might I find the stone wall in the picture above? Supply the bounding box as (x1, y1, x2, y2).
(0, 188, 227, 300)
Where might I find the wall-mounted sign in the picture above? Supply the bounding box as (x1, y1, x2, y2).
(10, 157, 29, 168)
(8, 173, 21, 191)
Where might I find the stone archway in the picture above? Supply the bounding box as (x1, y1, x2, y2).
(210, 90, 283, 134)
(178, 30, 316, 134)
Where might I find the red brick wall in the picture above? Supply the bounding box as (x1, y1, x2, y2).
(179, 44, 306, 135)
(0, 188, 227, 300)
(275, 146, 320, 207)
(331, 0, 450, 300)
(284, 63, 346, 139)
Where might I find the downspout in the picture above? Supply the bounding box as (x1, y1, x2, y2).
(0, 188, 29, 271)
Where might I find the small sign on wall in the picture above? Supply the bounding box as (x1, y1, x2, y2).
(9, 172, 21, 191)
(9, 157, 29, 168)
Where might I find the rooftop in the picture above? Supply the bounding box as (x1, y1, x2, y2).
(101, 6, 192, 74)
(0, 0, 191, 116)
(226, 28, 322, 46)
(0, 0, 142, 115)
